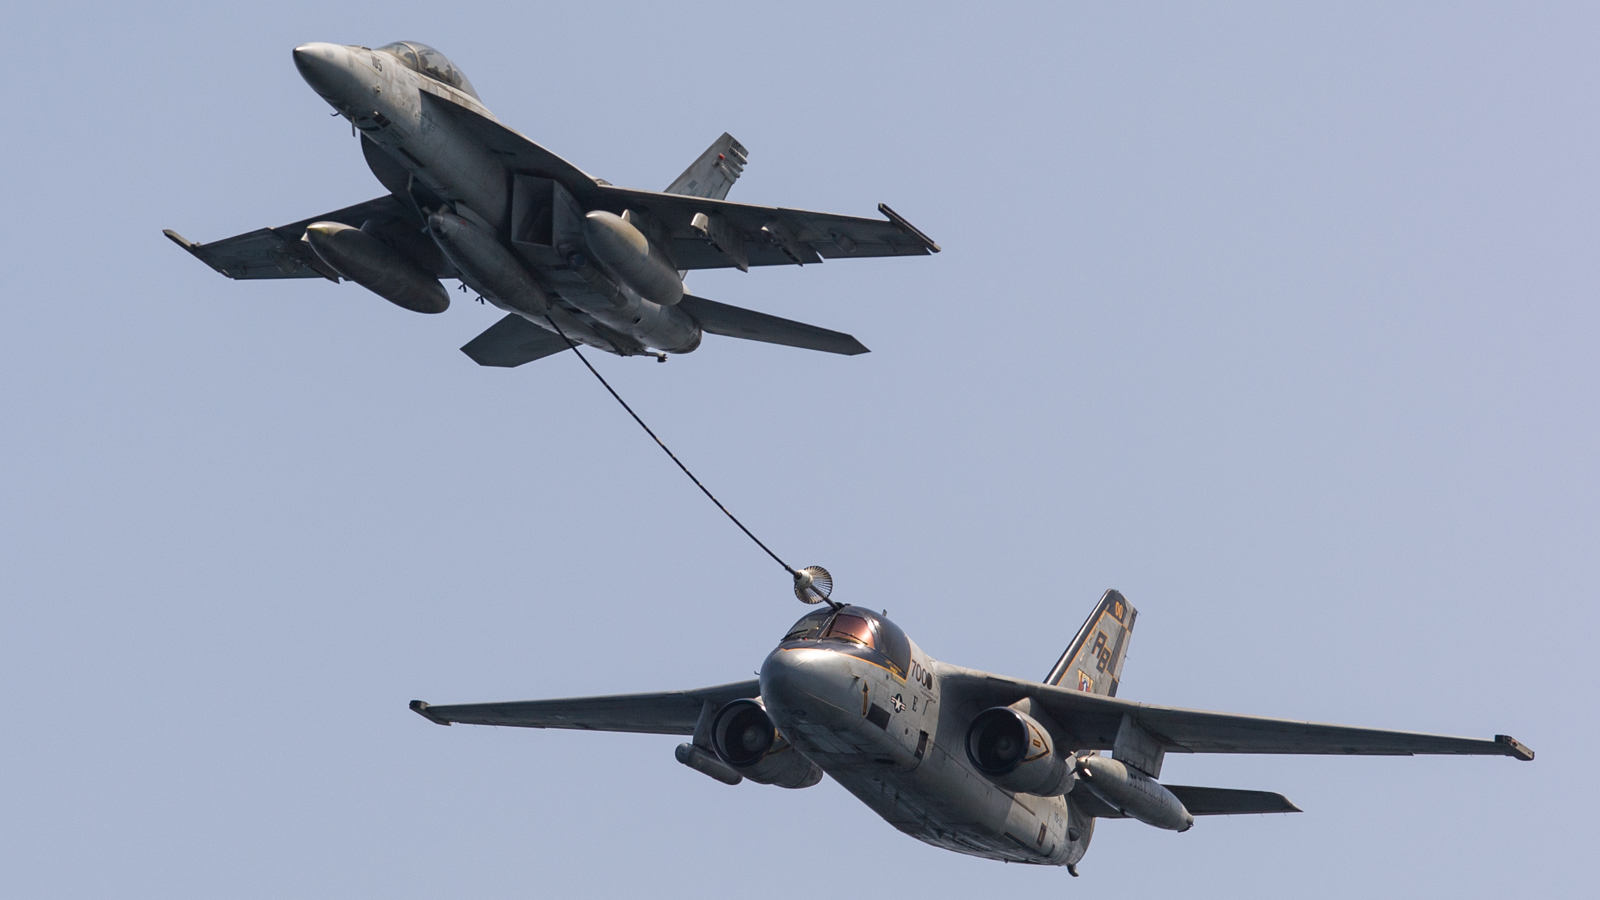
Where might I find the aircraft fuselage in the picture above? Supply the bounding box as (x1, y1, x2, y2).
(291, 42, 700, 356)
(761, 637, 1093, 865)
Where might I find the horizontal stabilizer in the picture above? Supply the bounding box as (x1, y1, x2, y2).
(461, 314, 571, 367)
(677, 294, 868, 356)
(1164, 785, 1301, 815)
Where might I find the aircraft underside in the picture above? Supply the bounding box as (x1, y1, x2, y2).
(815, 745, 1093, 866)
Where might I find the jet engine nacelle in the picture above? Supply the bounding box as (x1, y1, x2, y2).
(582, 211, 684, 308)
(965, 706, 1076, 796)
(303, 221, 449, 314)
(1075, 755, 1193, 832)
(711, 699, 823, 789)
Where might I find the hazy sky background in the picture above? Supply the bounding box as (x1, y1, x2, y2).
(3, 2, 1595, 897)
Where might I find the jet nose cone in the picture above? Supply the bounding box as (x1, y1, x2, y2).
(760, 646, 859, 729)
(292, 42, 350, 98)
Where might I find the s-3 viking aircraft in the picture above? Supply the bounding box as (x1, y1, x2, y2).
(165, 41, 939, 366)
(411, 589, 1532, 872)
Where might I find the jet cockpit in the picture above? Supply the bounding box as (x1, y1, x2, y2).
(781, 605, 912, 679)
(376, 41, 479, 99)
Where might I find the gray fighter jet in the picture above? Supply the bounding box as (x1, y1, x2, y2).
(165, 41, 940, 365)
(411, 589, 1532, 872)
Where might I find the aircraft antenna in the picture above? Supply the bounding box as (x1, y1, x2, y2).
(544, 316, 832, 605)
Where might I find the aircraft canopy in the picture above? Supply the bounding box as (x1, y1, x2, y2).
(783, 606, 912, 677)
(378, 41, 480, 99)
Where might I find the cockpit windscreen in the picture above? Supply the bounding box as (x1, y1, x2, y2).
(781, 606, 912, 677)
(822, 614, 875, 648)
(377, 41, 481, 99)
(783, 609, 832, 642)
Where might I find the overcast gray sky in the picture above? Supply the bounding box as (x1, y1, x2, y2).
(2, 2, 1594, 897)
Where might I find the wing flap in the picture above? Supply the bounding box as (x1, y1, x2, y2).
(677, 294, 868, 355)
(935, 666, 1533, 759)
(410, 679, 760, 735)
(460, 314, 571, 367)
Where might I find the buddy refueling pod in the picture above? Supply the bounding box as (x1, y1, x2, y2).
(426, 211, 549, 318)
(711, 699, 822, 789)
(1075, 755, 1193, 832)
(303, 221, 449, 314)
(582, 210, 684, 308)
(966, 706, 1076, 796)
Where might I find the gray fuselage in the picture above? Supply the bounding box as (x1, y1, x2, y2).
(291, 42, 699, 355)
(760, 616, 1093, 866)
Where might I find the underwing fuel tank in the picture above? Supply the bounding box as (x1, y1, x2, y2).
(582, 211, 684, 307)
(303, 222, 449, 314)
(1075, 755, 1193, 832)
(427, 211, 549, 318)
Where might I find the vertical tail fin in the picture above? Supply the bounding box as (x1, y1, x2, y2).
(1044, 590, 1137, 697)
(665, 133, 748, 200)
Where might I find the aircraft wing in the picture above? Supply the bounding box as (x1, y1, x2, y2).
(935, 666, 1535, 760)
(595, 186, 940, 270)
(164, 195, 413, 281)
(402, 95, 936, 271)
(409, 679, 760, 735)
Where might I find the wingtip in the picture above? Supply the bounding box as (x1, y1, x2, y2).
(1496, 734, 1534, 761)
(876, 202, 941, 253)
(164, 228, 237, 278)
(411, 700, 452, 726)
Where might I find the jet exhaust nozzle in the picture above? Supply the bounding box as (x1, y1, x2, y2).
(582, 211, 684, 307)
(303, 221, 449, 314)
(427, 211, 549, 317)
(710, 699, 823, 789)
(1075, 755, 1193, 832)
(966, 706, 1075, 796)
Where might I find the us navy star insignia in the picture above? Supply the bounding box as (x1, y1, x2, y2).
(891, 693, 905, 713)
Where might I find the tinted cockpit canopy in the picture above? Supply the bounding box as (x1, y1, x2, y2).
(377, 41, 480, 99)
(782, 605, 912, 677)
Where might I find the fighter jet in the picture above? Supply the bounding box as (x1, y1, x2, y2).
(411, 589, 1532, 872)
(164, 41, 940, 366)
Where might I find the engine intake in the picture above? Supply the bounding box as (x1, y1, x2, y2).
(710, 699, 822, 789)
(966, 706, 1075, 796)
